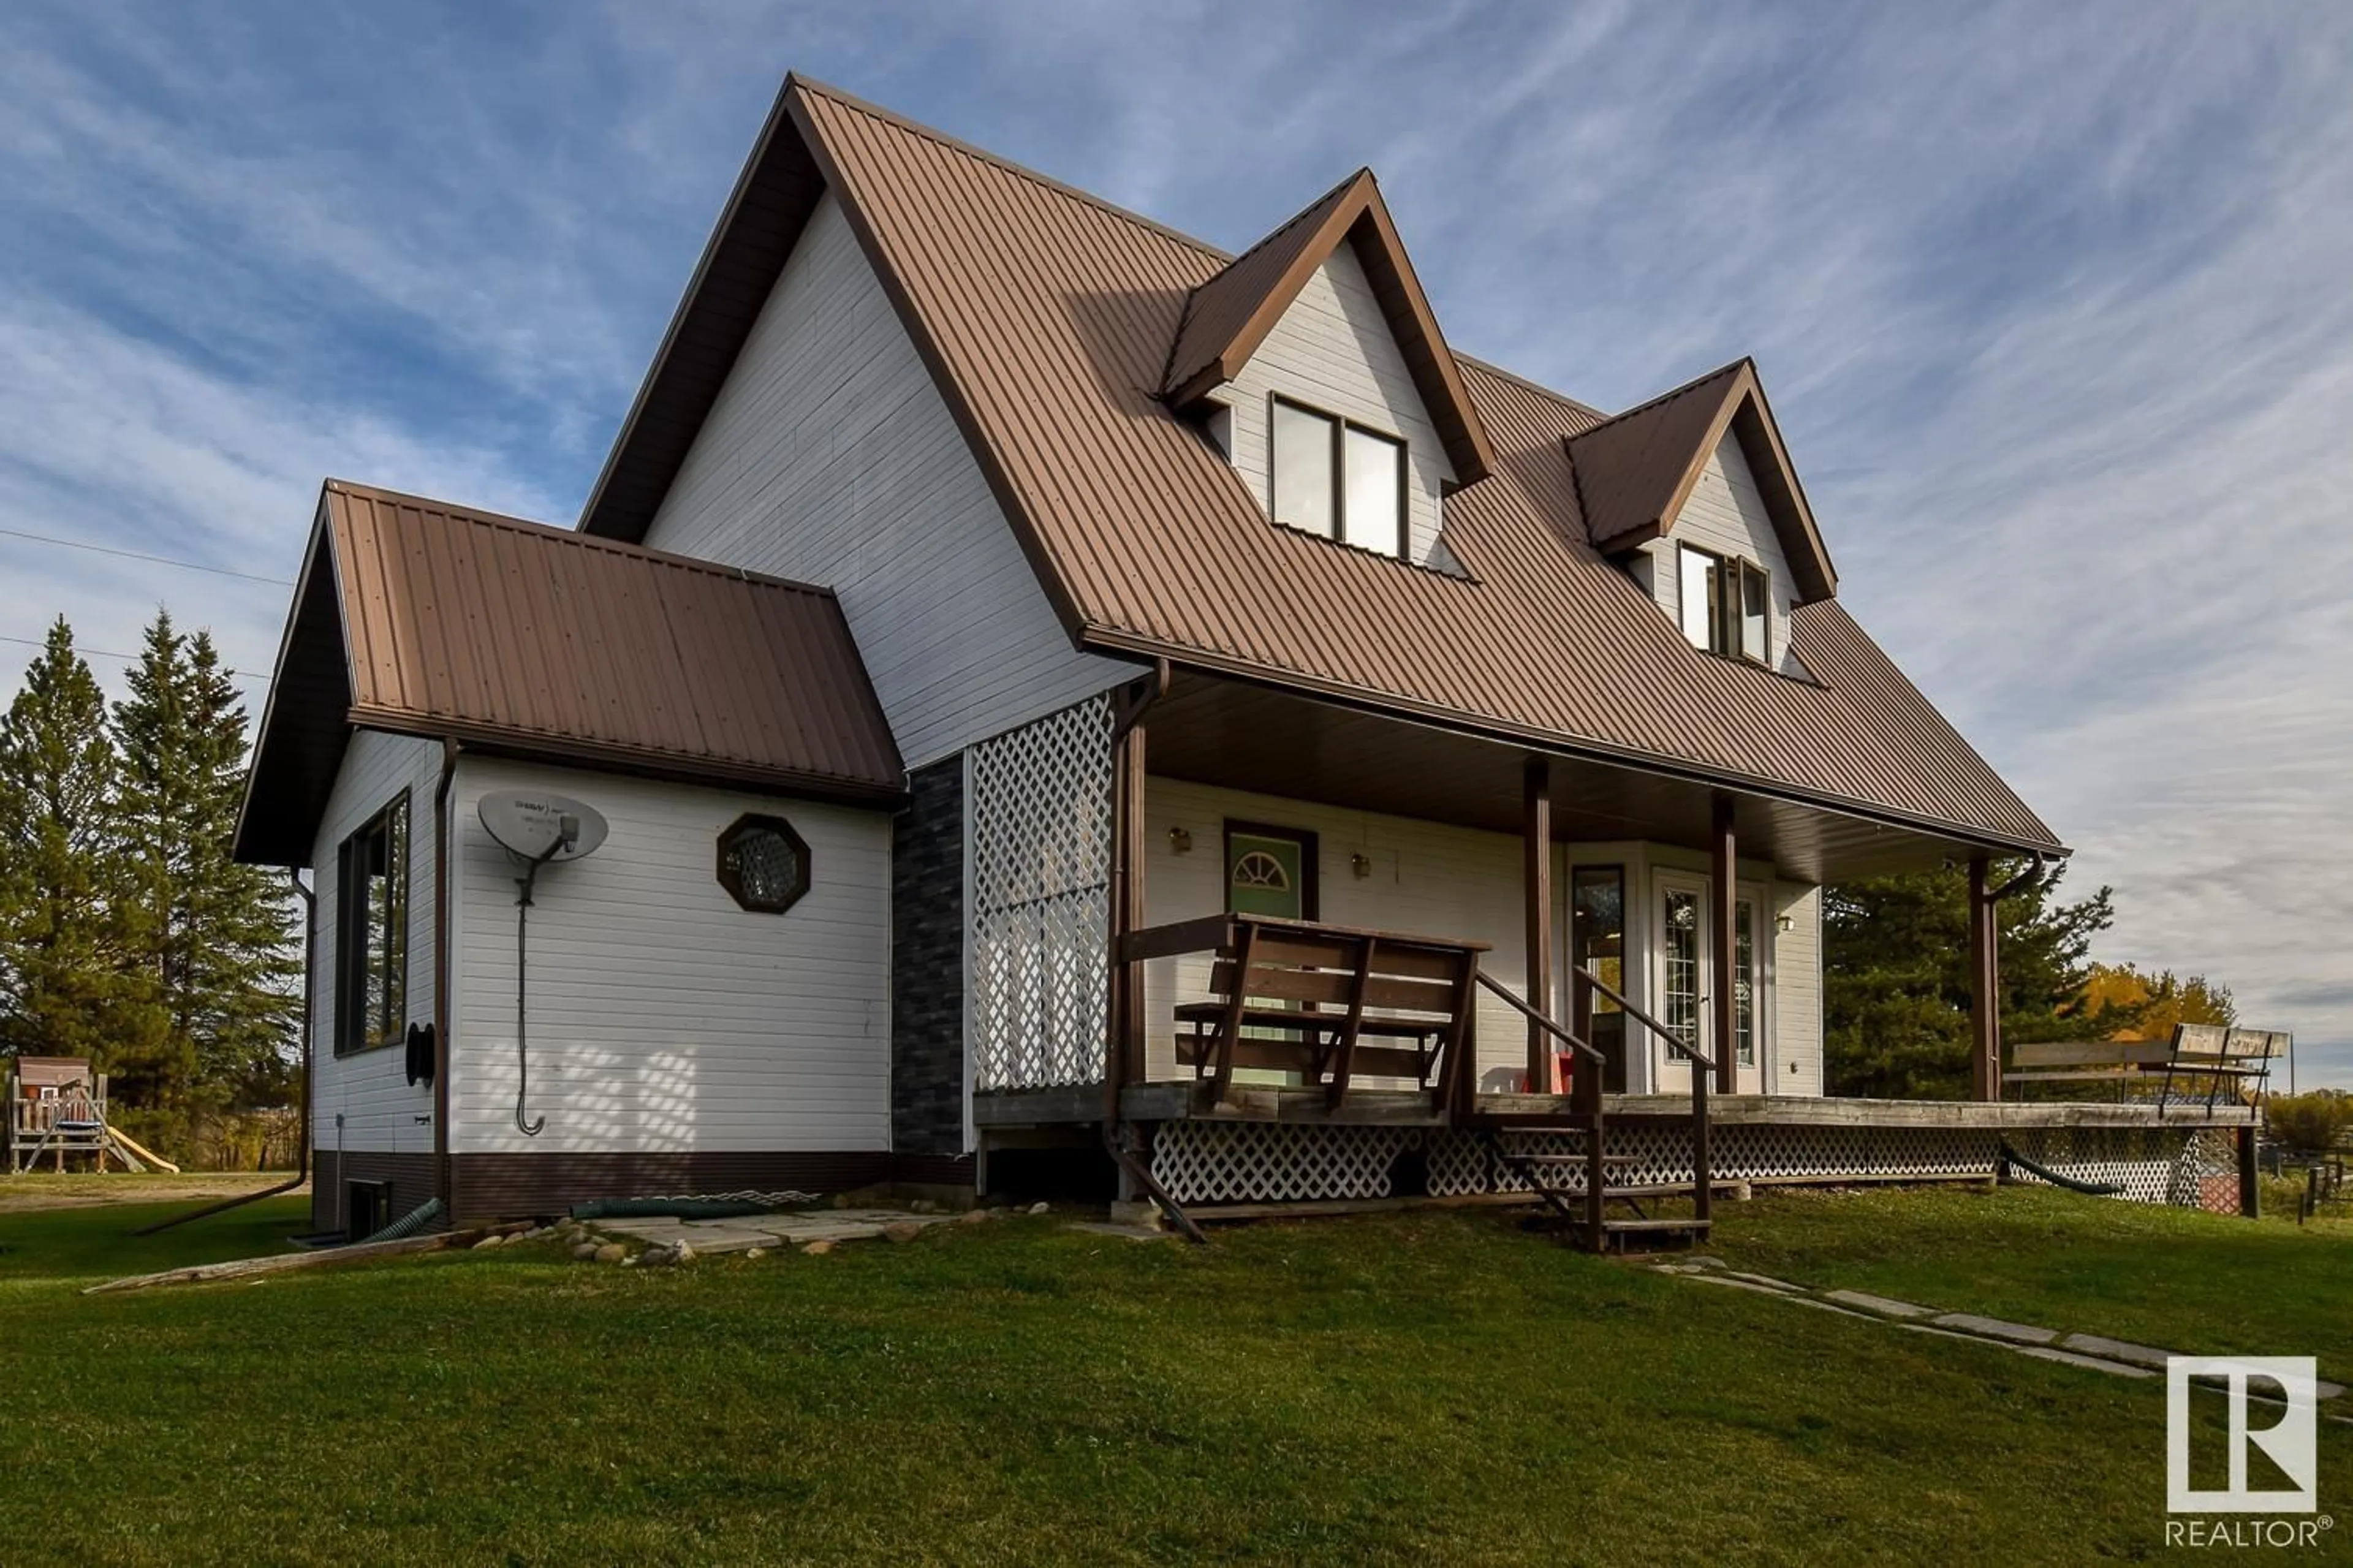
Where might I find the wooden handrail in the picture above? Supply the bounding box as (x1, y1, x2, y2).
(1574, 963, 1718, 1073)
(1476, 972, 1605, 1067)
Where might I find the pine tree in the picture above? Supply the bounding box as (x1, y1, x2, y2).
(0, 618, 169, 1074)
(114, 613, 301, 1115)
(1822, 860, 2118, 1099)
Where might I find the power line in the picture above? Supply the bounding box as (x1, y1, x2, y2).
(0, 632, 273, 687)
(0, 525, 294, 586)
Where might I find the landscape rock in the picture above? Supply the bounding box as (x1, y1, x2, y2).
(882, 1222, 923, 1244)
(1028, 1202, 1049, 1215)
(672, 1242, 697, 1265)
(958, 1208, 992, 1225)
(593, 1243, 626, 1264)
(801, 1240, 835, 1256)
(471, 1235, 504, 1250)
(571, 1243, 599, 1262)
(745, 1248, 768, 1260)
(910, 1199, 938, 1214)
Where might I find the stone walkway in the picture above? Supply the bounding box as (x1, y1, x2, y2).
(588, 1208, 965, 1255)
(1649, 1256, 2348, 1407)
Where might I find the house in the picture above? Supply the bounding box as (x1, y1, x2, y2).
(236, 75, 2253, 1241)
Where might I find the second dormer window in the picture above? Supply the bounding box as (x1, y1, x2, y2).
(1270, 396, 1406, 558)
(1677, 543, 1770, 664)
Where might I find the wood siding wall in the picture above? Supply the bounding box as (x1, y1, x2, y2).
(307, 730, 441, 1161)
(640, 192, 1134, 769)
(1636, 431, 1803, 675)
(1771, 881, 1825, 1094)
(1219, 240, 1458, 569)
(447, 756, 893, 1157)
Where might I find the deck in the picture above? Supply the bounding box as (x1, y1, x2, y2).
(973, 1085, 2258, 1132)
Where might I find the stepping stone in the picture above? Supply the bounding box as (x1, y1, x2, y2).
(1064, 1221, 1169, 1241)
(1932, 1312, 2058, 1346)
(1723, 1271, 1802, 1292)
(1686, 1275, 1789, 1297)
(2017, 1346, 2159, 1379)
(1825, 1290, 1933, 1320)
(2059, 1333, 2174, 1371)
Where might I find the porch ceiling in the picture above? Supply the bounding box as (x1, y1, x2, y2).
(1143, 672, 2007, 883)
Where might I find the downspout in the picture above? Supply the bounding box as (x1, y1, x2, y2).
(432, 740, 459, 1212)
(134, 867, 316, 1236)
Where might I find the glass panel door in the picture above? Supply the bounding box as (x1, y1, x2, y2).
(1224, 824, 1316, 1085)
(1654, 872, 1710, 1093)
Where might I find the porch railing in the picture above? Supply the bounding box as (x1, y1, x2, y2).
(1571, 963, 1716, 1229)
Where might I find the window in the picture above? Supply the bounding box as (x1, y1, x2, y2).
(1570, 865, 1629, 1091)
(1733, 895, 1758, 1069)
(1661, 886, 1702, 1055)
(335, 793, 409, 1056)
(1675, 544, 1770, 664)
(1268, 396, 1408, 557)
(718, 814, 811, 914)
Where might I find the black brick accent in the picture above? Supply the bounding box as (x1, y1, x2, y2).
(891, 756, 965, 1156)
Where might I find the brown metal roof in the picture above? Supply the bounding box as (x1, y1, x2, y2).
(1566, 357, 1836, 602)
(235, 480, 901, 865)
(579, 75, 2061, 858)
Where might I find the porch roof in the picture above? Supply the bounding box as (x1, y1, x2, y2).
(1144, 671, 2023, 882)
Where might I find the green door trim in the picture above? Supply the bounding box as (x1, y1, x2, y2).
(1222, 820, 1320, 920)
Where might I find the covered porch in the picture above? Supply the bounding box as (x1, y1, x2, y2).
(963, 672, 2257, 1229)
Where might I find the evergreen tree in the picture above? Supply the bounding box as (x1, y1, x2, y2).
(114, 612, 301, 1113)
(0, 618, 169, 1073)
(1823, 860, 2116, 1098)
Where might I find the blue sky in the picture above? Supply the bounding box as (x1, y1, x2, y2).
(3, 2, 2348, 1085)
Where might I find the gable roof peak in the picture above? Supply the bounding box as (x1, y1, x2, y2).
(1564, 357, 1836, 602)
(1158, 167, 1494, 484)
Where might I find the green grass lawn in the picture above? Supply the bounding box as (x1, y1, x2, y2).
(2, 1187, 2347, 1566)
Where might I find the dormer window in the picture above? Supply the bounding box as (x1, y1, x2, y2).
(1677, 543, 1770, 664)
(1270, 395, 1406, 558)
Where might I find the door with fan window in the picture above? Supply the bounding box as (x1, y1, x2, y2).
(1223, 824, 1316, 1085)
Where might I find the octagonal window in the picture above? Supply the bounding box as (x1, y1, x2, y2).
(717, 813, 811, 914)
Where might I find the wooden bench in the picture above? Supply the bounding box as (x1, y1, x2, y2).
(1123, 914, 1487, 1109)
(2004, 1024, 2285, 1107)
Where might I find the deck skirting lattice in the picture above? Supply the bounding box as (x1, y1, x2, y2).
(1150, 1118, 2238, 1213)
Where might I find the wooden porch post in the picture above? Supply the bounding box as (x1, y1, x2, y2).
(1105, 719, 1150, 1120)
(1523, 756, 1553, 1094)
(1710, 793, 1737, 1095)
(1969, 855, 1999, 1101)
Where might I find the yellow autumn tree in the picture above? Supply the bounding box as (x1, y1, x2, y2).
(2080, 962, 2235, 1041)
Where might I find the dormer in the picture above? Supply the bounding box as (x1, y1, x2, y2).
(1164, 171, 1493, 571)
(1566, 360, 1836, 676)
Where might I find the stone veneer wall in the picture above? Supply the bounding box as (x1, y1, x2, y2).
(891, 756, 966, 1156)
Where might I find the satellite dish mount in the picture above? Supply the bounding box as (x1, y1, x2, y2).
(477, 792, 610, 1138)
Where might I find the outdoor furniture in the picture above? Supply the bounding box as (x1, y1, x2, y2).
(1126, 914, 1487, 1109)
(2003, 1023, 2284, 1109)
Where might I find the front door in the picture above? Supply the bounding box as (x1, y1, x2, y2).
(1652, 873, 1767, 1094)
(1224, 823, 1316, 922)
(1224, 824, 1317, 1085)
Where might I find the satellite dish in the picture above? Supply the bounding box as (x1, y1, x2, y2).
(479, 792, 609, 863)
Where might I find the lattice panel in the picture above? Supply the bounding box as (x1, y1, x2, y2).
(1150, 1115, 2228, 1211)
(968, 696, 1115, 1091)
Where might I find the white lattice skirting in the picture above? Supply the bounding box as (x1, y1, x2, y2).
(1150, 1119, 2240, 1213)
(967, 696, 1114, 1092)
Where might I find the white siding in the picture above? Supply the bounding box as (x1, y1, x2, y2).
(1140, 778, 1529, 1091)
(448, 757, 892, 1155)
(1771, 882, 1825, 1094)
(641, 192, 1134, 768)
(308, 730, 441, 1156)
(1221, 241, 1458, 568)
(1639, 431, 1803, 675)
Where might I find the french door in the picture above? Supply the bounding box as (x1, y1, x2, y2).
(1651, 873, 1766, 1094)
